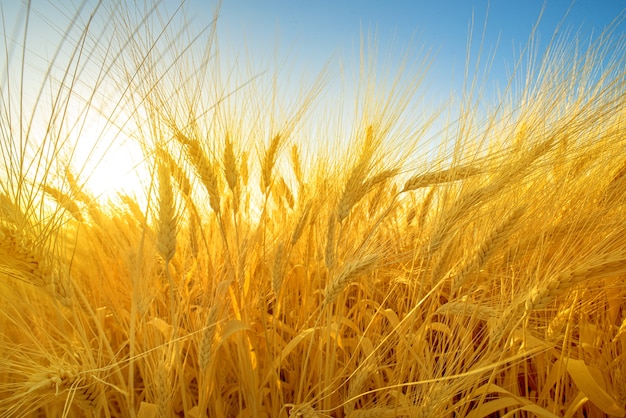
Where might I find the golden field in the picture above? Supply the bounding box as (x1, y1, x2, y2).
(1, 2, 625, 417)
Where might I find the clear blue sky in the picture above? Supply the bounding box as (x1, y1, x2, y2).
(210, 1, 625, 97)
(3, 1, 624, 104)
(1, 0, 624, 197)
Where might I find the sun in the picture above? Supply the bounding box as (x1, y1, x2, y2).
(69, 112, 150, 204)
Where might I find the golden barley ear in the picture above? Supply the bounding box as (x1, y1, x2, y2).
(325, 214, 337, 270)
(42, 184, 84, 222)
(290, 201, 312, 246)
(525, 252, 626, 313)
(335, 125, 379, 223)
(402, 165, 481, 192)
(272, 241, 287, 295)
(290, 144, 304, 188)
(0, 224, 72, 305)
(25, 363, 103, 411)
(323, 253, 380, 306)
(261, 133, 282, 194)
(451, 206, 525, 293)
(223, 133, 241, 212)
(198, 279, 230, 372)
(223, 133, 239, 192)
(175, 132, 221, 214)
(156, 149, 177, 264)
(156, 354, 171, 418)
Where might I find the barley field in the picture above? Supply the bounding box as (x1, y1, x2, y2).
(1, 2, 625, 417)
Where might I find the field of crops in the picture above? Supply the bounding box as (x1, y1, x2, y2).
(1, 2, 625, 417)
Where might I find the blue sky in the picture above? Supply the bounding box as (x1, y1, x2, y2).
(3, 0, 623, 110)
(211, 1, 625, 97)
(1, 0, 624, 197)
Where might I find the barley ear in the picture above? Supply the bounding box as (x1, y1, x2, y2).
(156, 355, 170, 418)
(175, 132, 221, 214)
(525, 253, 626, 313)
(451, 206, 525, 292)
(418, 186, 436, 223)
(199, 280, 229, 371)
(156, 152, 177, 264)
(223, 133, 239, 192)
(261, 133, 282, 193)
(291, 202, 312, 246)
(323, 254, 379, 306)
(42, 184, 84, 221)
(402, 165, 481, 192)
(272, 241, 287, 294)
(325, 215, 337, 270)
(290, 144, 304, 187)
(336, 125, 379, 222)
